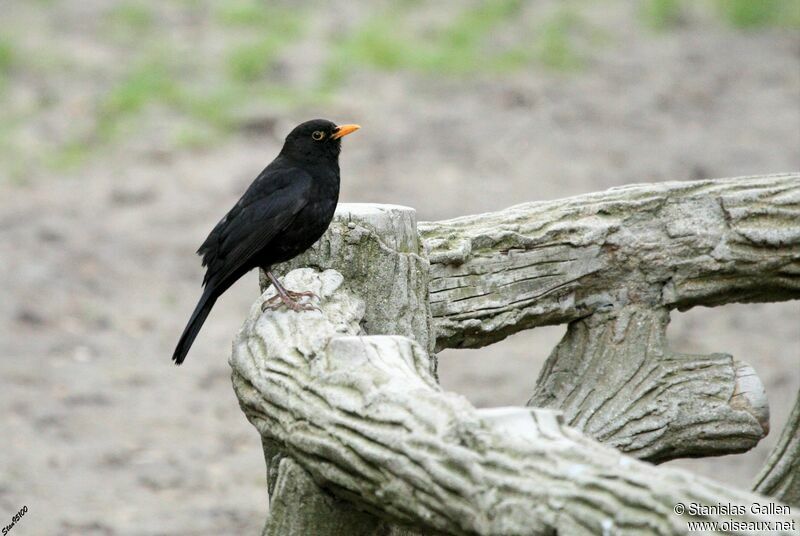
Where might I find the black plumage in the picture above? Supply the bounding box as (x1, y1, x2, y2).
(172, 119, 360, 364)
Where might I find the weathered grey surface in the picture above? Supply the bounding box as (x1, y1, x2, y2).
(528, 304, 770, 463)
(264, 457, 390, 536)
(268, 203, 434, 358)
(419, 174, 800, 350)
(235, 180, 799, 532)
(264, 455, 425, 536)
(754, 388, 800, 506)
(257, 204, 433, 535)
(254, 270, 370, 536)
(231, 269, 798, 535)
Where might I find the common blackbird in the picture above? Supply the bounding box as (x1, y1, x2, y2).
(172, 119, 360, 364)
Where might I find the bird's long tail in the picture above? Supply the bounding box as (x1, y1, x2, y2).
(173, 286, 218, 365)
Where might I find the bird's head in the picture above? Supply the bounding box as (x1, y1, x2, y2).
(279, 119, 360, 164)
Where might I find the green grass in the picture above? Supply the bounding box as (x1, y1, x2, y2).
(641, 0, 685, 30)
(0, 0, 589, 180)
(0, 39, 13, 72)
(227, 36, 289, 82)
(98, 60, 179, 136)
(328, 0, 536, 77)
(334, 18, 415, 71)
(215, 0, 274, 26)
(89, 0, 310, 146)
(640, 0, 800, 30)
(224, 6, 304, 82)
(96, 1, 307, 142)
(45, 141, 90, 172)
(177, 87, 240, 129)
(172, 124, 221, 150)
(96, 63, 242, 146)
(536, 10, 583, 70)
(438, 0, 526, 67)
(0, 38, 14, 92)
(109, 2, 155, 32)
(434, 0, 533, 72)
(325, 0, 590, 81)
(714, 0, 800, 28)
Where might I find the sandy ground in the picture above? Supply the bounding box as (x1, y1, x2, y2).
(1, 2, 799, 534)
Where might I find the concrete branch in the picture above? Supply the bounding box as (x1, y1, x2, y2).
(419, 174, 800, 350)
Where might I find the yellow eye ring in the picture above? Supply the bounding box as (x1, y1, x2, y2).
(312, 131, 325, 141)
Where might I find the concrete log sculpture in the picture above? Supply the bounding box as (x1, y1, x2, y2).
(234, 175, 800, 532)
(231, 269, 798, 535)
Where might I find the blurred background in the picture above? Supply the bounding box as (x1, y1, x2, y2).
(0, 0, 798, 533)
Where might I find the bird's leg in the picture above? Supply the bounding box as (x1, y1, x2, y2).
(262, 271, 319, 312)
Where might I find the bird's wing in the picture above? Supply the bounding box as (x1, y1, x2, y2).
(198, 168, 313, 287)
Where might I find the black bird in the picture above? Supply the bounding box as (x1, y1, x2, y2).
(172, 119, 360, 365)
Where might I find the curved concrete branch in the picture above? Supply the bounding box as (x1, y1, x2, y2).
(754, 388, 800, 506)
(419, 174, 800, 350)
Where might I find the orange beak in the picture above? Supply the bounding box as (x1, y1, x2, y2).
(332, 124, 361, 139)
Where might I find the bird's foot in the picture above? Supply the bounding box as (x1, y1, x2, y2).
(262, 289, 320, 312)
(285, 289, 318, 301)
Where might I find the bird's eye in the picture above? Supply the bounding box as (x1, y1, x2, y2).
(312, 131, 325, 141)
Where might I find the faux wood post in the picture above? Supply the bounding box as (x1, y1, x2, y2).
(254, 204, 432, 535)
(268, 203, 434, 358)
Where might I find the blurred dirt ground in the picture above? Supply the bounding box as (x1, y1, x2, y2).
(0, 1, 798, 534)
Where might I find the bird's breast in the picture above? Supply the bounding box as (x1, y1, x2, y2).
(270, 197, 338, 264)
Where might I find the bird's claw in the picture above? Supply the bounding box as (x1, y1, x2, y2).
(287, 300, 321, 313)
(286, 289, 318, 300)
(261, 290, 321, 313)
